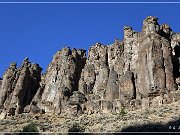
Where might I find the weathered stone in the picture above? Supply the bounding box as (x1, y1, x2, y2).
(113, 99, 123, 112)
(79, 64, 96, 95)
(160, 23, 172, 38)
(123, 26, 139, 74)
(119, 70, 136, 100)
(141, 98, 150, 109)
(151, 96, 163, 107)
(84, 100, 95, 114)
(24, 105, 30, 113)
(69, 91, 87, 105)
(0, 78, 2, 86)
(68, 103, 82, 116)
(176, 78, 180, 86)
(0, 111, 7, 119)
(65, 91, 87, 115)
(39, 47, 86, 114)
(161, 37, 176, 91)
(0, 58, 42, 116)
(79, 43, 109, 99)
(0, 62, 17, 109)
(108, 39, 124, 75)
(93, 66, 109, 96)
(132, 99, 142, 110)
(171, 33, 180, 90)
(106, 68, 119, 102)
(142, 16, 160, 34)
(88, 43, 108, 95)
(30, 103, 41, 114)
(1, 16, 180, 118)
(101, 100, 113, 113)
(137, 29, 175, 98)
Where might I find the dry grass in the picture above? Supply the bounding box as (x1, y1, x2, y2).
(1, 100, 180, 132)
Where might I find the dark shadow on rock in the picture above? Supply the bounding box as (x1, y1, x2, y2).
(172, 45, 180, 78)
(114, 118, 180, 135)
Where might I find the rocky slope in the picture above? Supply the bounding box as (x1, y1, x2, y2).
(1, 96, 180, 133)
(0, 16, 180, 132)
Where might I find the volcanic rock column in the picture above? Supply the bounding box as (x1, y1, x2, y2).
(39, 47, 86, 114)
(79, 43, 109, 98)
(0, 58, 42, 116)
(137, 16, 175, 98)
(0, 62, 17, 109)
(171, 32, 180, 89)
(123, 26, 139, 74)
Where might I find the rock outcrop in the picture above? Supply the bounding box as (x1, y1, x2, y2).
(0, 78, 2, 96)
(136, 16, 175, 99)
(171, 32, 180, 90)
(35, 47, 86, 115)
(0, 16, 180, 117)
(0, 58, 42, 117)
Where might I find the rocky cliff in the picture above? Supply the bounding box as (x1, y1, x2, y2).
(0, 16, 180, 119)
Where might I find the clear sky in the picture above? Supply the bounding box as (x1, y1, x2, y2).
(0, 1, 180, 77)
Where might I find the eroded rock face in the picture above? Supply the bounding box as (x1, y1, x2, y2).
(106, 68, 119, 102)
(142, 16, 160, 34)
(171, 33, 180, 90)
(0, 16, 179, 117)
(79, 43, 109, 98)
(38, 47, 86, 114)
(119, 70, 136, 101)
(137, 19, 175, 98)
(64, 91, 87, 115)
(0, 78, 2, 86)
(123, 26, 139, 74)
(160, 23, 172, 38)
(108, 39, 124, 75)
(0, 58, 42, 116)
(0, 62, 17, 109)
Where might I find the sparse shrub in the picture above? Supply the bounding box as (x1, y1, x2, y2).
(144, 108, 150, 115)
(20, 122, 39, 135)
(68, 123, 85, 135)
(119, 106, 127, 116)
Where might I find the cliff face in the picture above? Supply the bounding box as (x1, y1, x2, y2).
(0, 16, 180, 118)
(0, 58, 42, 118)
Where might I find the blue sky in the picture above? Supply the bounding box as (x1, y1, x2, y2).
(0, 2, 180, 77)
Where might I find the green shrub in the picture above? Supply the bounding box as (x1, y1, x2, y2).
(68, 123, 85, 135)
(119, 106, 127, 116)
(20, 122, 39, 135)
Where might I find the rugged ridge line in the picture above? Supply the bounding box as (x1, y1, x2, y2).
(0, 16, 180, 118)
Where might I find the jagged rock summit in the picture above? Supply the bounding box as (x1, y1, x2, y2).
(0, 16, 180, 118)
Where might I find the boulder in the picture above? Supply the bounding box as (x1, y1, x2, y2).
(101, 100, 113, 113)
(0, 111, 7, 119)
